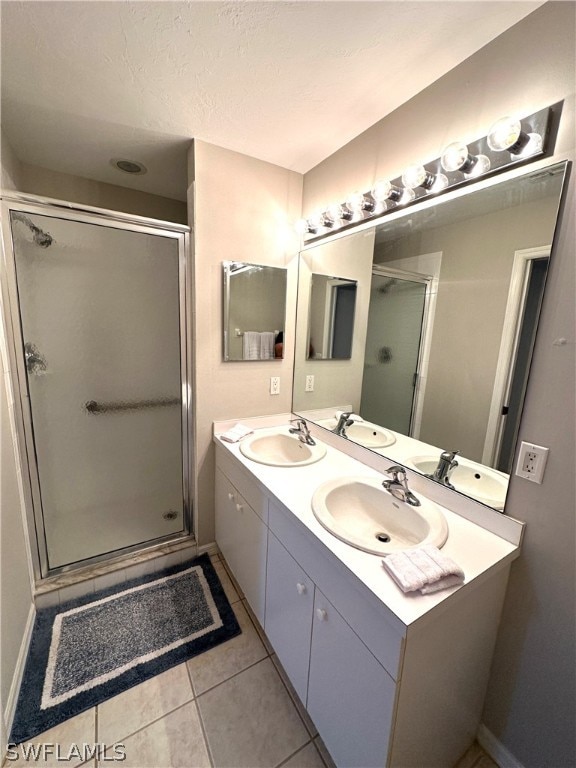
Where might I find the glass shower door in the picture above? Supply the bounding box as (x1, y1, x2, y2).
(9, 209, 188, 573)
(360, 271, 428, 435)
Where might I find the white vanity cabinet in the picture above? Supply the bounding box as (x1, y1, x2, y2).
(214, 455, 268, 625)
(264, 531, 314, 703)
(214, 439, 518, 768)
(308, 588, 396, 768)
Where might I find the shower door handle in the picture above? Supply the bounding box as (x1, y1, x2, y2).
(85, 397, 180, 414)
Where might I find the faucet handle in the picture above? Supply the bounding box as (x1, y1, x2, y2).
(440, 450, 459, 462)
(384, 465, 407, 483)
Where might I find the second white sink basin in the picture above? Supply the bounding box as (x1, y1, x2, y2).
(407, 455, 508, 510)
(312, 476, 448, 556)
(239, 429, 327, 467)
(318, 418, 396, 449)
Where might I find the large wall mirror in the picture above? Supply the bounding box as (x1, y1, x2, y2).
(223, 261, 287, 361)
(293, 161, 569, 512)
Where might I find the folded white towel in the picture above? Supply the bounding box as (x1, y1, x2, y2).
(243, 331, 260, 360)
(259, 331, 275, 360)
(220, 423, 254, 443)
(382, 545, 464, 595)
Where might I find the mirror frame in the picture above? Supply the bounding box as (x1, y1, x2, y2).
(222, 260, 287, 362)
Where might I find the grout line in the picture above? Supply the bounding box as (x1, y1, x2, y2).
(194, 656, 271, 698)
(192, 696, 215, 768)
(273, 738, 314, 768)
(111, 697, 196, 748)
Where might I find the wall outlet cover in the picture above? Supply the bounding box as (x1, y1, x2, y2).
(515, 441, 549, 483)
(270, 376, 280, 395)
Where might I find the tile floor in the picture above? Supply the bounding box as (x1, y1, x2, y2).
(6, 553, 498, 768)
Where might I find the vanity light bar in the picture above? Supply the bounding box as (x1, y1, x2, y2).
(297, 105, 554, 243)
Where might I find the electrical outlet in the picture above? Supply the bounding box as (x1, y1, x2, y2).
(270, 376, 280, 395)
(305, 374, 314, 392)
(515, 441, 549, 483)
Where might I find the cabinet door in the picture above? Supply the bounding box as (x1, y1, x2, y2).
(265, 532, 314, 703)
(307, 589, 396, 768)
(214, 467, 267, 625)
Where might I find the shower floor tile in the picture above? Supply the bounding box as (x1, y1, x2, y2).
(10, 555, 498, 768)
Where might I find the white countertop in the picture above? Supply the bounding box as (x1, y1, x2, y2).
(214, 422, 521, 630)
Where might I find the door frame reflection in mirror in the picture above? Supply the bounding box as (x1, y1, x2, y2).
(293, 159, 570, 513)
(222, 260, 287, 362)
(306, 274, 358, 360)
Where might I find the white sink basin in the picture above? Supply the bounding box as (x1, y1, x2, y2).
(312, 476, 448, 556)
(239, 429, 327, 467)
(407, 455, 508, 510)
(318, 418, 396, 449)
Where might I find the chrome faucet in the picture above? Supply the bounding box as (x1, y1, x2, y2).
(427, 450, 459, 489)
(382, 465, 421, 507)
(332, 411, 354, 438)
(289, 418, 316, 446)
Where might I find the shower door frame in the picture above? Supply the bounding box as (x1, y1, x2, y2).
(0, 192, 193, 580)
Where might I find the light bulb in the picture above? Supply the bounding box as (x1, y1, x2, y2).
(372, 179, 403, 203)
(347, 191, 375, 213)
(328, 202, 353, 222)
(430, 173, 449, 193)
(295, 219, 318, 235)
(516, 132, 543, 158)
(401, 164, 435, 190)
(487, 116, 532, 154)
(468, 154, 491, 177)
(400, 187, 416, 205)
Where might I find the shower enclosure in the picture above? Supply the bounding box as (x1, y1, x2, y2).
(1, 195, 192, 579)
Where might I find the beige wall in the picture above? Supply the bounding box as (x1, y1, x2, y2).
(0, 127, 23, 190)
(302, 3, 575, 765)
(16, 162, 187, 224)
(188, 139, 302, 545)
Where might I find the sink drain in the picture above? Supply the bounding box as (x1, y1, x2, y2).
(375, 532, 391, 543)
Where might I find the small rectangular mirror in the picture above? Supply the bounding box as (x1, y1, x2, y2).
(222, 261, 287, 361)
(307, 274, 357, 360)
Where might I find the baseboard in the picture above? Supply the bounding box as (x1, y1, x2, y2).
(198, 541, 220, 557)
(478, 723, 526, 768)
(3, 602, 36, 740)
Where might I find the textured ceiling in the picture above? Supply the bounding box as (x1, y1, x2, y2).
(1, 1, 544, 201)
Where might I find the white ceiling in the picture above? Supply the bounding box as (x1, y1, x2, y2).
(1, 1, 544, 202)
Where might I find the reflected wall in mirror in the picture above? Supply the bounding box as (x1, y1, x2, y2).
(307, 274, 358, 360)
(223, 261, 287, 361)
(293, 161, 568, 511)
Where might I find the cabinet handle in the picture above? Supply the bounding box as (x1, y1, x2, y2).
(296, 582, 307, 595)
(235, 503, 244, 513)
(316, 608, 328, 622)
(228, 492, 235, 501)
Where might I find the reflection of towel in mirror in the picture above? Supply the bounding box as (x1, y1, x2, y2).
(260, 332, 275, 360)
(382, 545, 464, 594)
(243, 331, 260, 360)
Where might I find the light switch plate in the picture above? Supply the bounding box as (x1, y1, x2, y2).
(515, 441, 549, 483)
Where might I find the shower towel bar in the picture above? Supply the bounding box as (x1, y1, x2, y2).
(85, 397, 180, 414)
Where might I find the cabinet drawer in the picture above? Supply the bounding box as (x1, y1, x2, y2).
(216, 445, 268, 523)
(269, 499, 404, 679)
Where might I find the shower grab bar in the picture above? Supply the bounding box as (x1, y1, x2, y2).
(85, 397, 180, 414)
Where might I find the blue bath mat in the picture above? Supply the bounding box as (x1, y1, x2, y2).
(10, 553, 240, 744)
